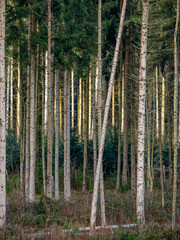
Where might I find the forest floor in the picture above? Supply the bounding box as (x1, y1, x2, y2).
(4, 184, 180, 239)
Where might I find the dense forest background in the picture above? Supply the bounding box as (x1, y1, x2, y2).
(0, 0, 179, 238)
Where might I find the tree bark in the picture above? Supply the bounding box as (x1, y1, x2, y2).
(0, 0, 6, 227)
(90, 0, 127, 231)
(172, 0, 179, 229)
(136, 0, 149, 225)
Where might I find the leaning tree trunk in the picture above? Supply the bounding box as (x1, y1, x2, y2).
(136, 0, 149, 225)
(0, 0, 6, 227)
(90, 0, 127, 231)
(172, 0, 179, 229)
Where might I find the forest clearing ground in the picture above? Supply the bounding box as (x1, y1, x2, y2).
(5, 187, 180, 239)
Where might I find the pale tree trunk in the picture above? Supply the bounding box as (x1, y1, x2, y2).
(64, 70, 71, 201)
(159, 74, 165, 208)
(47, 0, 53, 199)
(41, 53, 46, 196)
(136, 0, 149, 225)
(90, 0, 127, 231)
(89, 70, 92, 139)
(122, 32, 129, 186)
(156, 66, 159, 138)
(71, 69, 74, 129)
(83, 75, 88, 192)
(20, 112, 25, 197)
(55, 68, 60, 200)
(116, 45, 122, 190)
(6, 61, 10, 130)
(16, 42, 21, 140)
(161, 76, 165, 138)
(0, 0, 6, 227)
(59, 70, 63, 136)
(10, 55, 14, 129)
(45, 51, 48, 135)
(29, 12, 36, 202)
(78, 77, 82, 138)
(92, 63, 97, 178)
(97, 0, 106, 227)
(25, 16, 31, 200)
(130, 42, 135, 193)
(172, 0, 179, 229)
(121, 65, 124, 133)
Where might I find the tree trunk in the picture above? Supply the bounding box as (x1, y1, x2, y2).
(90, 0, 127, 231)
(156, 66, 159, 138)
(71, 69, 74, 129)
(25, 16, 31, 200)
(6, 61, 10, 129)
(172, 0, 179, 229)
(89, 70, 92, 139)
(29, 12, 36, 202)
(122, 31, 129, 186)
(116, 45, 122, 190)
(64, 70, 71, 201)
(16, 42, 21, 140)
(136, 0, 149, 225)
(0, 0, 6, 227)
(10, 54, 14, 130)
(78, 77, 82, 138)
(55, 68, 60, 200)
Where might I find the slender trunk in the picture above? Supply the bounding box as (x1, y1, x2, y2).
(45, 51, 48, 135)
(78, 77, 82, 138)
(90, 0, 127, 231)
(112, 82, 115, 127)
(92, 63, 97, 179)
(156, 66, 159, 138)
(6, 62, 10, 130)
(17, 42, 21, 140)
(29, 12, 36, 202)
(116, 45, 122, 190)
(159, 71, 165, 208)
(161, 76, 165, 138)
(122, 32, 129, 186)
(47, 0, 53, 199)
(172, 0, 179, 229)
(71, 69, 74, 129)
(41, 53, 46, 196)
(83, 75, 88, 192)
(0, 0, 6, 226)
(25, 16, 31, 200)
(64, 70, 71, 201)
(55, 68, 60, 200)
(89, 70, 92, 139)
(10, 55, 14, 129)
(59, 71, 63, 136)
(136, 0, 149, 225)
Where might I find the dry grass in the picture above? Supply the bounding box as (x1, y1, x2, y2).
(4, 188, 180, 239)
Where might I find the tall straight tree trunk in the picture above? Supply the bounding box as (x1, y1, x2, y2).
(44, 51, 48, 135)
(112, 82, 115, 127)
(97, 0, 106, 227)
(64, 70, 71, 201)
(172, 0, 179, 229)
(0, 0, 6, 227)
(156, 66, 159, 138)
(71, 69, 74, 129)
(92, 63, 97, 178)
(161, 76, 165, 137)
(6, 62, 10, 129)
(78, 77, 82, 138)
(83, 75, 88, 192)
(89, 70, 92, 139)
(136, 0, 149, 225)
(16, 42, 21, 140)
(55, 68, 60, 200)
(41, 53, 46, 196)
(90, 0, 127, 231)
(159, 74, 164, 208)
(130, 42, 136, 193)
(116, 44, 122, 190)
(25, 16, 31, 200)
(29, 12, 36, 202)
(122, 32, 129, 186)
(10, 54, 14, 129)
(47, 0, 53, 199)
(59, 70, 63, 136)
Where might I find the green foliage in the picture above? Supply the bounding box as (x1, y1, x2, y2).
(6, 129, 20, 173)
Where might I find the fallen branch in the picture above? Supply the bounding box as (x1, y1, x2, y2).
(25, 224, 137, 238)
